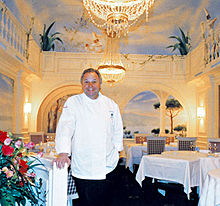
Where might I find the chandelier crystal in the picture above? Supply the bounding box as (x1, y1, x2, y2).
(83, 0, 155, 38)
(98, 35, 125, 84)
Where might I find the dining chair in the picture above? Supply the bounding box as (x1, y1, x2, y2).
(208, 138, 220, 153)
(146, 136, 166, 155)
(135, 134, 147, 144)
(12, 133, 24, 138)
(177, 137, 197, 151)
(29, 132, 45, 144)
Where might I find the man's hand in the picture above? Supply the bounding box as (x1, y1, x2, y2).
(53, 153, 71, 169)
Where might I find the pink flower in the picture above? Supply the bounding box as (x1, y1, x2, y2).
(4, 138, 12, 146)
(2, 167, 8, 172)
(27, 142, 35, 149)
(6, 170, 13, 178)
(15, 140, 22, 148)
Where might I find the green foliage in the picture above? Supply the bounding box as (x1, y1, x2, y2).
(123, 126, 133, 138)
(153, 98, 183, 134)
(174, 125, 187, 136)
(174, 125, 187, 132)
(167, 27, 191, 55)
(151, 128, 160, 134)
(151, 128, 169, 135)
(153, 98, 182, 110)
(0, 131, 44, 206)
(40, 21, 63, 51)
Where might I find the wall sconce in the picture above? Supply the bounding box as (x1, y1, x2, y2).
(197, 107, 205, 119)
(24, 102, 31, 114)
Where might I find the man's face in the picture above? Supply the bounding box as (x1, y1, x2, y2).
(82, 72, 101, 99)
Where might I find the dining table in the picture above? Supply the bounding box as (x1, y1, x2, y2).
(126, 142, 178, 172)
(135, 150, 220, 199)
(30, 143, 78, 206)
(25, 155, 68, 206)
(199, 168, 220, 206)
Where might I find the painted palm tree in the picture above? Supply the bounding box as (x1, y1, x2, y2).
(40, 21, 63, 51)
(167, 27, 191, 55)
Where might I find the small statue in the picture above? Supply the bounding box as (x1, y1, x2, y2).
(204, 8, 217, 40)
(214, 35, 220, 58)
(203, 8, 217, 62)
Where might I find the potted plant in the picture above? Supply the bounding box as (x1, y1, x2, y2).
(166, 27, 191, 55)
(40, 21, 63, 51)
(0, 130, 44, 206)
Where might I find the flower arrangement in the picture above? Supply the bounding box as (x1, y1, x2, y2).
(0, 130, 44, 206)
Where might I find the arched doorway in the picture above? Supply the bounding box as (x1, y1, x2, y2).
(37, 85, 82, 132)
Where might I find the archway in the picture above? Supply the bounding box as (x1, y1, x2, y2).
(37, 85, 82, 132)
(123, 90, 188, 137)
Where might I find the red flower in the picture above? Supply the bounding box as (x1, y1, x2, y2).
(20, 181, 24, 187)
(0, 131, 8, 143)
(2, 145, 14, 156)
(18, 153, 23, 158)
(19, 159, 29, 174)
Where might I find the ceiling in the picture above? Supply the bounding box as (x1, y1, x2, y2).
(5, 0, 220, 55)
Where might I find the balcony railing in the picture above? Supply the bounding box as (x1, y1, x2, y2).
(0, 2, 26, 60)
(0, 1, 41, 76)
(186, 24, 220, 81)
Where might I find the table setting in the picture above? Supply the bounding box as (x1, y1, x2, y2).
(135, 150, 220, 199)
(125, 142, 178, 172)
(28, 140, 77, 206)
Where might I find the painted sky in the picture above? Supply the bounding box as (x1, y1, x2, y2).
(4, 0, 220, 55)
(122, 91, 187, 135)
(0, 73, 14, 131)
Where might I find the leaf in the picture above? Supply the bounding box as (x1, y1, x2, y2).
(44, 21, 56, 38)
(167, 27, 191, 55)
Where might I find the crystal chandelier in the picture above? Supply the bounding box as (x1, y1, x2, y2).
(83, 0, 155, 38)
(98, 35, 125, 84)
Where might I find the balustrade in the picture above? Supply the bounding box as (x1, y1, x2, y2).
(0, 2, 27, 61)
(0, 1, 41, 76)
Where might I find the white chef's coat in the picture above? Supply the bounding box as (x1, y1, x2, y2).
(55, 92, 123, 180)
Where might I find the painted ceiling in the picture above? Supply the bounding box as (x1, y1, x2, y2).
(4, 0, 220, 55)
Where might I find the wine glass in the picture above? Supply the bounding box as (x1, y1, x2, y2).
(208, 143, 212, 153)
(213, 143, 217, 153)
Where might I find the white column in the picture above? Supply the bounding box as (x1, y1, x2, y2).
(153, 90, 169, 136)
(160, 103, 166, 136)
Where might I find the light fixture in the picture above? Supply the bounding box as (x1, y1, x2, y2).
(97, 34, 125, 84)
(24, 102, 31, 114)
(83, 0, 155, 38)
(197, 107, 205, 119)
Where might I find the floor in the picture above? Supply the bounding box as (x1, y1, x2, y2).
(73, 164, 199, 206)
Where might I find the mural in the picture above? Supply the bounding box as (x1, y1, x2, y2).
(4, 0, 220, 55)
(122, 91, 187, 137)
(47, 94, 74, 133)
(0, 73, 14, 131)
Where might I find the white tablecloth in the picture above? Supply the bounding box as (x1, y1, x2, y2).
(126, 143, 178, 172)
(199, 168, 220, 206)
(135, 151, 210, 199)
(34, 157, 69, 206)
(199, 155, 220, 195)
